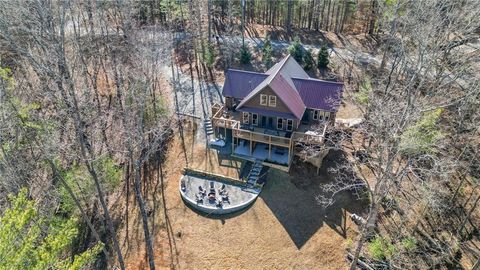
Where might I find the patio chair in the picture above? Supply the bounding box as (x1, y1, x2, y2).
(195, 194, 203, 204)
(198, 186, 206, 196)
(181, 180, 186, 192)
(219, 184, 226, 194)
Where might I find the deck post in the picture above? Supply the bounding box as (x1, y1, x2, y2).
(249, 132, 253, 155)
(224, 126, 227, 138)
(269, 136, 272, 159)
(288, 136, 293, 164)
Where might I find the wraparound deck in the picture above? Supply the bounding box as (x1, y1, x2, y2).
(211, 103, 327, 171)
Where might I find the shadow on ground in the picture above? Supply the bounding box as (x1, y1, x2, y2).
(260, 149, 368, 249)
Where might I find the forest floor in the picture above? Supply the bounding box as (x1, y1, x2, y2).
(120, 119, 369, 269)
(115, 28, 372, 269)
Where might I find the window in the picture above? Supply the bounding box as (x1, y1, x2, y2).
(312, 110, 319, 120)
(324, 112, 330, 121)
(277, 118, 283, 130)
(319, 111, 325, 121)
(269, 95, 277, 107)
(260, 94, 268, 106)
(286, 119, 293, 131)
(252, 113, 258, 125)
(243, 112, 249, 124)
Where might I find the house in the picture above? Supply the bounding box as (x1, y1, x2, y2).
(211, 54, 343, 171)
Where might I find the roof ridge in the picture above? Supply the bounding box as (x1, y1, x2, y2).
(227, 69, 267, 75)
(292, 77, 344, 85)
(266, 54, 291, 85)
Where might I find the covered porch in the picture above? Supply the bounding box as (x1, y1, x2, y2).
(233, 140, 290, 166)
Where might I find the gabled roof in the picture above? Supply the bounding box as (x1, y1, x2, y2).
(236, 55, 306, 120)
(293, 78, 343, 112)
(222, 69, 268, 98)
(222, 54, 344, 118)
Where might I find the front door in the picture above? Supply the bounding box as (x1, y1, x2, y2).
(261, 116, 267, 127)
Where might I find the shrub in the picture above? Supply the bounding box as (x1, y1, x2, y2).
(353, 78, 372, 105)
(399, 108, 444, 155)
(368, 236, 395, 261)
(401, 237, 417, 252)
(317, 44, 330, 69)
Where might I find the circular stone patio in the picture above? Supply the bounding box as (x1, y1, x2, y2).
(179, 174, 260, 215)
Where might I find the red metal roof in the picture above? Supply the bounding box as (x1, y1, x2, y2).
(223, 55, 343, 119)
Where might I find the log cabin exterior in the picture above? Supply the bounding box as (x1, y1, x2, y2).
(211, 54, 343, 171)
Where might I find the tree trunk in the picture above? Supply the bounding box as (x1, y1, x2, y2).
(133, 159, 156, 270)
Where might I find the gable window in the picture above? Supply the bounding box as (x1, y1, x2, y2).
(260, 94, 268, 106)
(243, 112, 249, 124)
(286, 119, 293, 131)
(269, 95, 277, 107)
(312, 110, 319, 120)
(252, 113, 258, 125)
(324, 112, 330, 121)
(277, 118, 283, 130)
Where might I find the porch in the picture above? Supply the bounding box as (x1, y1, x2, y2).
(233, 140, 290, 166)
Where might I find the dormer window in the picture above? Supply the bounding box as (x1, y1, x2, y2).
(269, 95, 277, 107)
(260, 94, 268, 106)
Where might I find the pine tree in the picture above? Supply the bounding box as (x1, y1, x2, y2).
(262, 36, 273, 68)
(240, 46, 252, 64)
(0, 189, 102, 269)
(288, 37, 304, 64)
(317, 45, 330, 69)
(303, 49, 315, 70)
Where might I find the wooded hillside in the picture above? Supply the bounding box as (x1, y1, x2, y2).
(0, 1, 479, 269)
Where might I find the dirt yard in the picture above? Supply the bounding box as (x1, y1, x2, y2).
(118, 121, 368, 269)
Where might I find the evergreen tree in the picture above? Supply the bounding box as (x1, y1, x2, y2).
(317, 45, 330, 69)
(303, 49, 315, 70)
(240, 46, 252, 64)
(0, 189, 102, 269)
(288, 37, 304, 64)
(262, 36, 273, 68)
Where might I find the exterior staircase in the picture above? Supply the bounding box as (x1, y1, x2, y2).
(246, 160, 263, 188)
(204, 118, 214, 136)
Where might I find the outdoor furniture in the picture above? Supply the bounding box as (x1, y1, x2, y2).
(198, 186, 206, 196)
(181, 180, 186, 192)
(195, 194, 203, 204)
(209, 181, 216, 193)
(219, 184, 226, 194)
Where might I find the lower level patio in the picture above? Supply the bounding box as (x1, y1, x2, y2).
(180, 174, 260, 215)
(233, 140, 289, 166)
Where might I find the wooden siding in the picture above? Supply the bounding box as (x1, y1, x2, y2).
(240, 86, 292, 114)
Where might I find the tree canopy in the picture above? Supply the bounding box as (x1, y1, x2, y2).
(0, 189, 102, 270)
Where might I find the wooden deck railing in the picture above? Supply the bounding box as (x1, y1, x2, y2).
(233, 129, 291, 148)
(211, 104, 325, 147)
